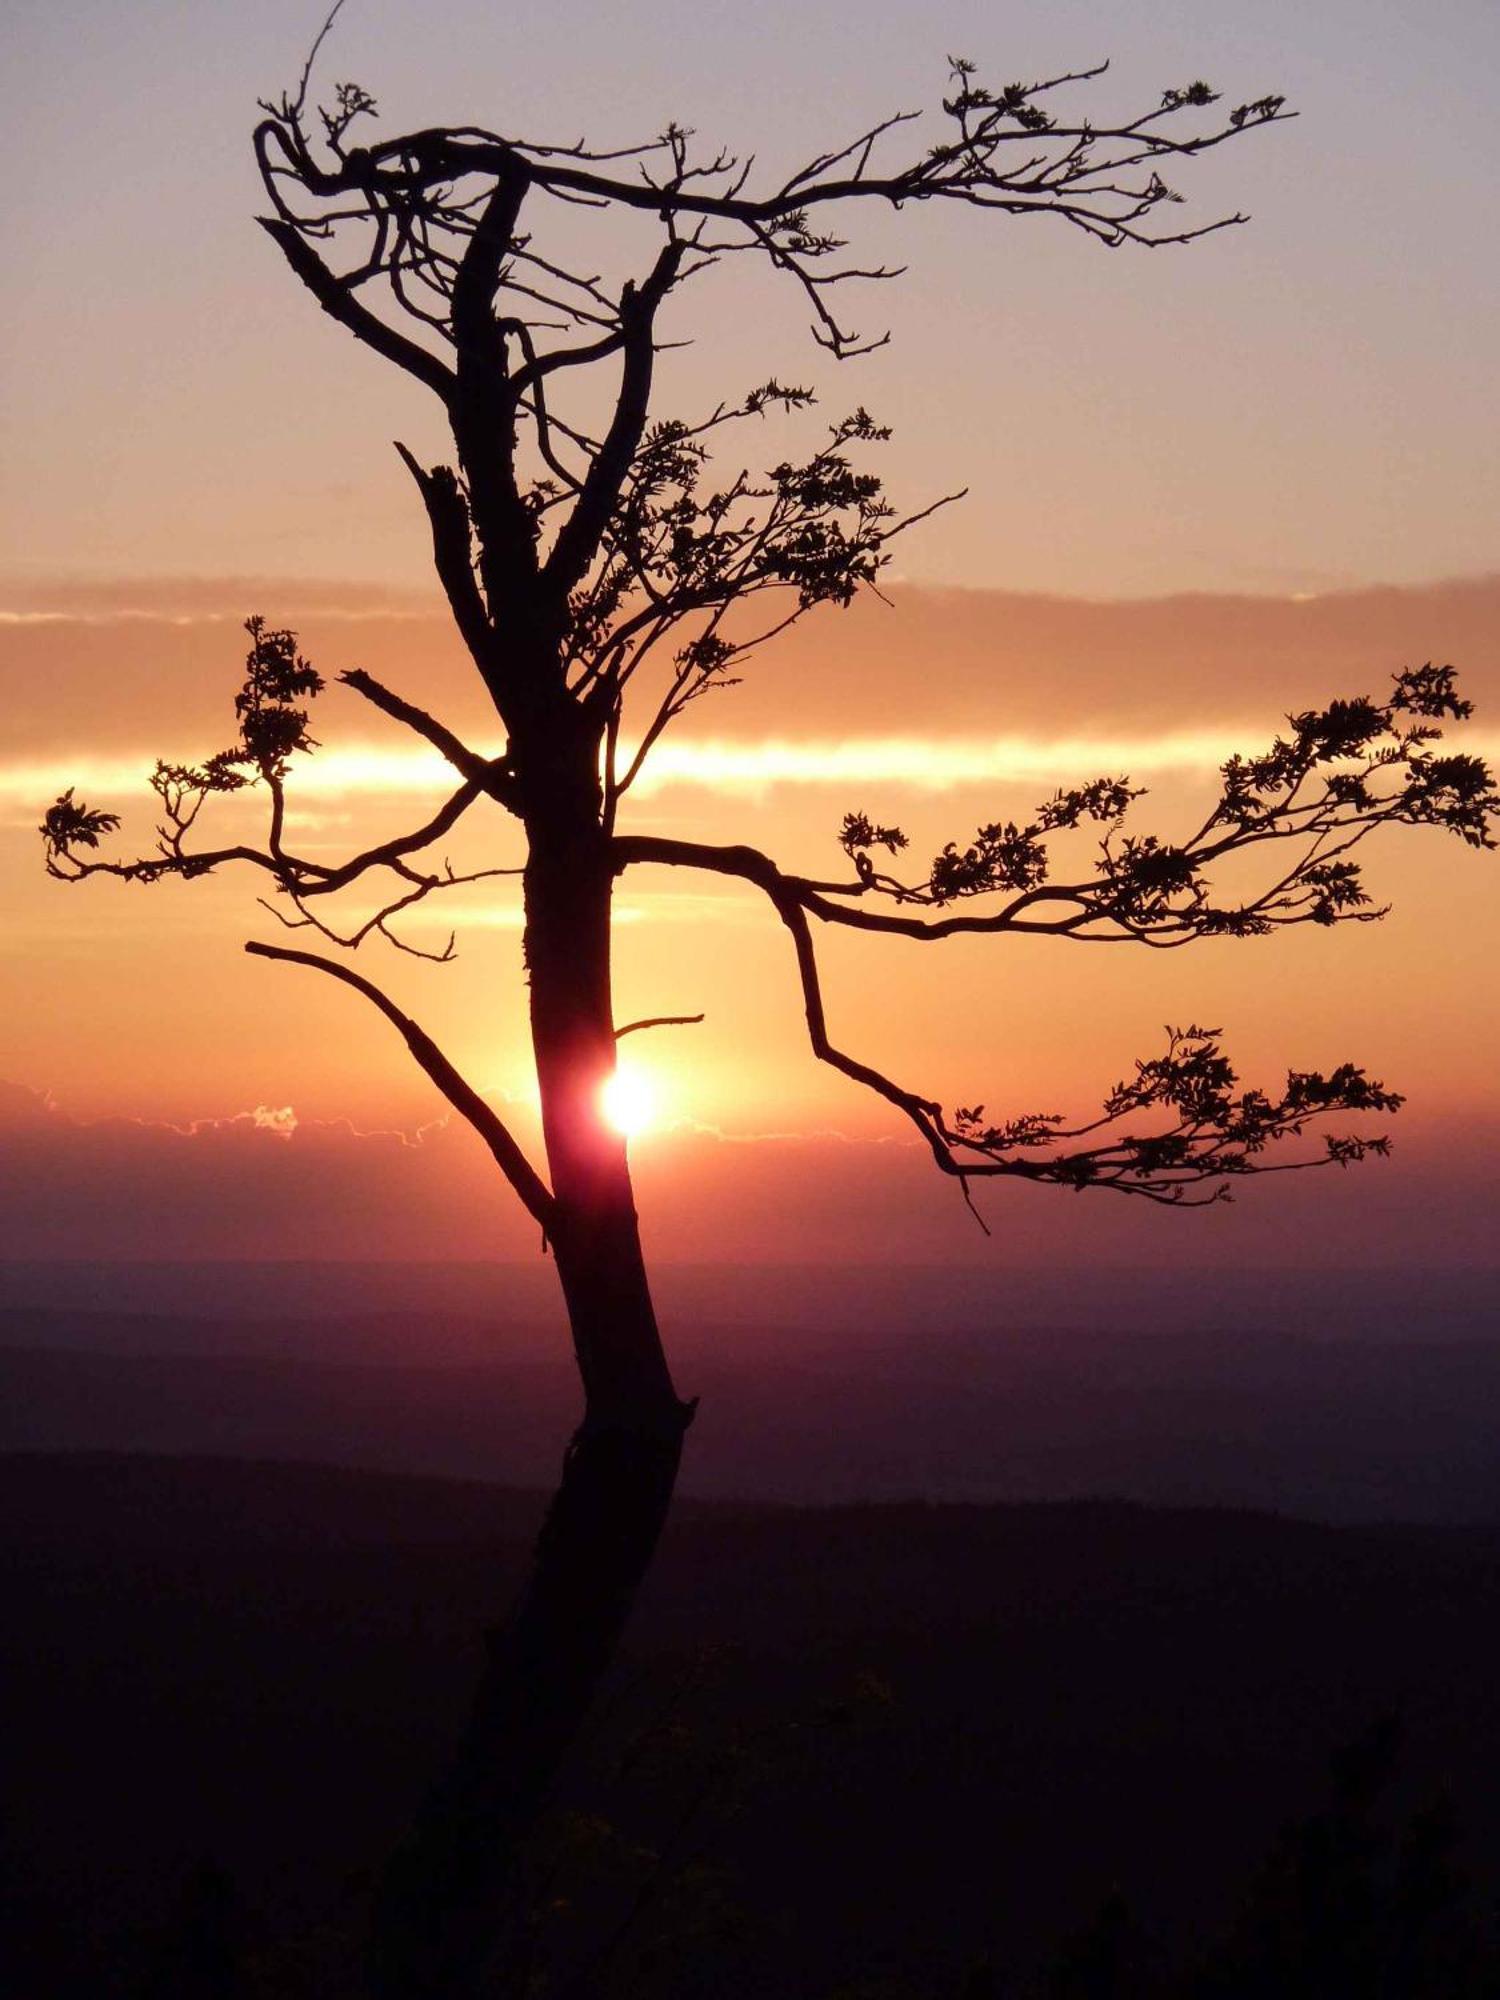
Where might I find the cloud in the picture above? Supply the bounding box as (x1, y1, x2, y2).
(0, 575, 442, 622)
(7, 572, 1497, 789)
(9, 724, 1499, 813)
(250, 1105, 298, 1140)
(0, 1082, 508, 1263)
(4, 1079, 1497, 1275)
(624, 726, 1500, 797)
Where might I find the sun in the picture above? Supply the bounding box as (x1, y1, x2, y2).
(600, 1067, 656, 1139)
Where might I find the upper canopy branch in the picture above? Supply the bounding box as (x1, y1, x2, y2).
(251, 38, 1292, 489)
(254, 51, 1292, 366)
(569, 398, 963, 814)
(250, 35, 1291, 775)
(542, 238, 687, 601)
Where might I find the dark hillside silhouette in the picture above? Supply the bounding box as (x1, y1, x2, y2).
(37, 13, 1498, 1993)
(4, 1454, 1500, 1997)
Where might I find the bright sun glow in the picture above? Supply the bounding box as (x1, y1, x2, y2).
(600, 1068, 656, 1139)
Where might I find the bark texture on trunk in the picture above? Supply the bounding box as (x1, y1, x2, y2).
(369, 781, 693, 2000)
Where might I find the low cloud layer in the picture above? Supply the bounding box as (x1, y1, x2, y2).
(23, 723, 1500, 814)
(7, 575, 1497, 763)
(7, 573, 1497, 1280)
(3, 1080, 1495, 1275)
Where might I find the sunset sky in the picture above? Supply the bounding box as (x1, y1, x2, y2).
(4, 0, 1497, 1279)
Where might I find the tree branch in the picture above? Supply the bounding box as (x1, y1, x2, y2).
(252, 59, 1292, 369)
(613, 833, 1409, 1209)
(244, 940, 555, 1230)
(257, 217, 455, 399)
(39, 621, 510, 928)
(614, 1013, 704, 1039)
(613, 663, 1498, 953)
(544, 240, 687, 601)
(339, 666, 519, 807)
(392, 443, 497, 675)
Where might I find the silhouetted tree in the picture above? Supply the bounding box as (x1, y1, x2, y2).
(41, 11, 1498, 1996)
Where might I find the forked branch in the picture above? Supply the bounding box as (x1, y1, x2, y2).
(615, 844, 1402, 1211)
(254, 47, 1292, 374)
(41, 619, 519, 957)
(248, 35, 1294, 764)
(612, 664, 1495, 1207)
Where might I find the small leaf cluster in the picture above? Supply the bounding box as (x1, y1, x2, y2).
(42, 617, 325, 884)
(768, 209, 847, 261)
(942, 60, 1058, 135)
(1298, 860, 1371, 927)
(39, 790, 121, 862)
(1229, 93, 1288, 129)
(848, 772, 1138, 906)
(743, 378, 817, 418)
(939, 1027, 1403, 1205)
(141, 618, 325, 823)
(931, 820, 1050, 901)
(1161, 82, 1219, 113)
(1212, 668, 1496, 852)
(321, 81, 379, 154)
(1098, 834, 1202, 926)
(1035, 776, 1143, 830)
(763, 410, 896, 609)
(229, 616, 325, 779)
(952, 1106, 1063, 1150)
(838, 813, 908, 859)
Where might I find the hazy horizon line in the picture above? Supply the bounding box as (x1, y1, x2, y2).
(4, 569, 1499, 623)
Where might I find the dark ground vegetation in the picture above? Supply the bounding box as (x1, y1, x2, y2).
(4, 1453, 1498, 1997)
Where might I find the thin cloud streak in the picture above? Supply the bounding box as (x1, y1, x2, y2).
(15, 728, 1496, 808)
(630, 735, 1285, 795)
(0, 609, 436, 628)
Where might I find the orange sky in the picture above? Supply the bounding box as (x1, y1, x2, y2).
(4, 575, 1497, 1269)
(4, 5, 1498, 1274)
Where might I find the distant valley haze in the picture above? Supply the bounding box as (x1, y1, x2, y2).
(4, 1258, 1496, 1524)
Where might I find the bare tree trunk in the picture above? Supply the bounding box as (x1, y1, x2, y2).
(368, 790, 693, 2000)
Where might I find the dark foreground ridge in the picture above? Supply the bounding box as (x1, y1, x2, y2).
(5, 1452, 1500, 1995)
